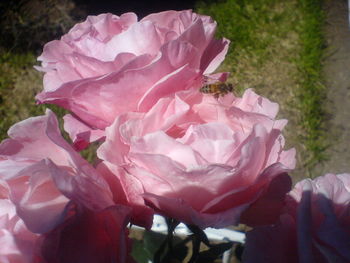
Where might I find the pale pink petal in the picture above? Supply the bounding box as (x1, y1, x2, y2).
(47, 159, 113, 211)
(36, 10, 228, 128)
(234, 89, 280, 119)
(141, 10, 193, 35)
(128, 161, 235, 212)
(136, 94, 190, 135)
(6, 161, 69, 234)
(0, 159, 36, 181)
(96, 163, 154, 228)
(36, 43, 199, 128)
(202, 38, 230, 74)
(0, 180, 9, 199)
(0, 110, 116, 235)
(0, 229, 27, 263)
(98, 87, 295, 228)
(104, 21, 162, 58)
(0, 110, 69, 167)
(278, 148, 297, 170)
(97, 113, 134, 166)
(0, 199, 16, 219)
(63, 114, 105, 151)
(178, 123, 235, 163)
(0, 200, 40, 263)
(202, 163, 291, 214)
(130, 131, 206, 168)
(137, 65, 199, 112)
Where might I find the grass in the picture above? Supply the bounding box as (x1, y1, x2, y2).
(0, 49, 100, 162)
(0, 50, 67, 141)
(196, 0, 326, 179)
(0, 51, 44, 140)
(296, 0, 327, 172)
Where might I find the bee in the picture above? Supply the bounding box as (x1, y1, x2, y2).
(200, 81, 234, 99)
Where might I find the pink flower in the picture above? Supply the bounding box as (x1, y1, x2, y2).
(0, 111, 138, 262)
(0, 109, 152, 228)
(0, 110, 115, 233)
(35, 11, 229, 149)
(0, 185, 133, 263)
(98, 89, 295, 228)
(243, 173, 350, 263)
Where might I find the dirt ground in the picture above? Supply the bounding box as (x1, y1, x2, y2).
(312, 0, 350, 177)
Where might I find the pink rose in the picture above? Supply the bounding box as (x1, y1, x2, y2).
(243, 173, 350, 263)
(0, 111, 137, 262)
(0, 110, 113, 233)
(0, 185, 133, 263)
(35, 11, 229, 149)
(98, 89, 296, 228)
(0, 110, 152, 231)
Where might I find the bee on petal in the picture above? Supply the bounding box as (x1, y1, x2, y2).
(200, 81, 234, 99)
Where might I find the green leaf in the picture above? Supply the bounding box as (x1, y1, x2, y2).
(131, 231, 167, 263)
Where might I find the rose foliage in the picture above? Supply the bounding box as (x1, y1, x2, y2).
(0, 9, 349, 263)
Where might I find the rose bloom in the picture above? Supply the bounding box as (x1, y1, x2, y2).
(0, 111, 137, 262)
(98, 89, 296, 229)
(0, 194, 132, 263)
(0, 110, 117, 233)
(243, 173, 350, 263)
(35, 10, 229, 149)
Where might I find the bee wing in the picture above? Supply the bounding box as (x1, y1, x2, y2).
(203, 72, 230, 84)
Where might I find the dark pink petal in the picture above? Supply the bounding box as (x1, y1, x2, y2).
(240, 173, 292, 226)
(243, 214, 298, 263)
(316, 194, 350, 262)
(41, 205, 132, 263)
